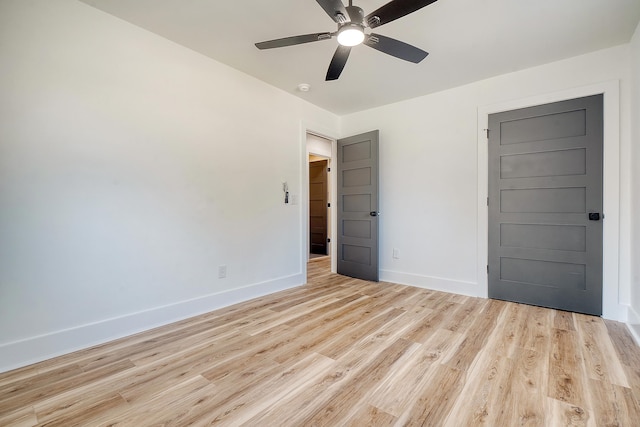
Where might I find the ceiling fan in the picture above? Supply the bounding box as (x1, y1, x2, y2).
(255, 0, 438, 81)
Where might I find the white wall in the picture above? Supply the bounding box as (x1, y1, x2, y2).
(341, 45, 633, 321)
(629, 21, 640, 341)
(0, 0, 339, 372)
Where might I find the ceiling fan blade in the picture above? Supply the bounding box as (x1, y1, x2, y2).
(255, 32, 332, 49)
(315, 0, 350, 23)
(364, 33, 428, 63)
(365, 0, 438, 28)
(326, 45, 351, 81)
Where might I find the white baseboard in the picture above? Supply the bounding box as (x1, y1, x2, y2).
(0, 273, 305, 374)
(380, 269, 481, 298)
(626, 305, 640, 346)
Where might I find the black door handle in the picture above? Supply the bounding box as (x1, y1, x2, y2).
(370, 211, 380, 217)
(588, 212, 601, 221)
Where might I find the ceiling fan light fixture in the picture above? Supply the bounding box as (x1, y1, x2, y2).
(337, 24, 365, 47)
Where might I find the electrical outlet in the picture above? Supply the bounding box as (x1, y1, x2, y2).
(392, 248, 400, 259)
(218, 265, 227, 278)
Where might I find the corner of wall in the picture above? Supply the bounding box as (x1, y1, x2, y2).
(626, 304, 640, 346)
(628, 19, 640, 338)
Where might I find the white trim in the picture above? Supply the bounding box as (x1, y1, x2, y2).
(0, 273, 303, 374)
(301, 122, 339, 275)
(330, 138, 337, 273)
(477, 80, 623, 320)
(381, 270, 481, 298)
(627, 305, 640, 345)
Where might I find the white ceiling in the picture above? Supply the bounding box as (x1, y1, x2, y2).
(80, 0, 640, 115)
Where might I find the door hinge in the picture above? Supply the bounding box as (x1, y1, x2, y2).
(327, 202, 331, 208)
(327, 238, 331, 243)
(484, 128, 490, 139)
(327, 167, 331, 172)
(487, 197, 489, 206)
(487, 265, 489, 274)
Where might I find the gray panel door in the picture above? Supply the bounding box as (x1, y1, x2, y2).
(337, 130, 379, 281)
(488, 95, 603, 315)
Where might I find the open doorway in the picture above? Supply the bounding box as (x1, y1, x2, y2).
(309, 157, 329, 259)
(307, 133, 333, 265)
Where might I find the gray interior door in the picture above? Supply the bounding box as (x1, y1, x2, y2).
(309, 159, 328, 255)
(488, 94, 603, 315)
(337, 130, 379, 282)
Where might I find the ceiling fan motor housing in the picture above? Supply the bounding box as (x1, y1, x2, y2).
(345, 5, 365, 25)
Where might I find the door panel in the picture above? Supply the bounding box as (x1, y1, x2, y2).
(343, 168, 371, 186)
(488, 95, 603, 315)
(343, 220, 371, 239)
(343, 194, 371, 211)
(499, 109, 586, 144)
(500, 148, 586, 178)
(500, 187, 586, 213)
(500, 223, 586, 252)
(309, 160, 328, 255)
(500, 258, 586, 290)
(337, 130, 379, 281)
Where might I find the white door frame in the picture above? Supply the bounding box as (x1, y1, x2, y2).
(477, 80, 622, 320)
(300, 123, 338, 278)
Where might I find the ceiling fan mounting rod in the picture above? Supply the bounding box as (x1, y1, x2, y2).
(345, 4, 364, 25)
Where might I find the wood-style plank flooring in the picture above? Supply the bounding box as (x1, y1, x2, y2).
(1, 258, 639, 426)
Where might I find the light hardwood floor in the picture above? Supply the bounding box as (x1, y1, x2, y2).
(1, 258, 639, 426)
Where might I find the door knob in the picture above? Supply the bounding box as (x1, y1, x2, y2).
(370, 211, 380, 217)
(588, 212, 601, 221)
